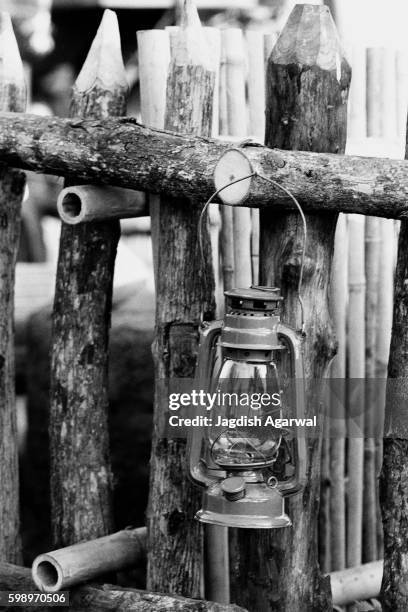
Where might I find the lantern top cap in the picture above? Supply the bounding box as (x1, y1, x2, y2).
(225, 286, 282, 301)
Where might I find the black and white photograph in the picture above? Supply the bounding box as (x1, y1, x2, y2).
(0, 0, 406, 611)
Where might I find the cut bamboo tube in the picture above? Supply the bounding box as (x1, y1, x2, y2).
(346, 214, 366, 568)
(246, 30, 264, 286)
(32, 528, 146, 593)
(57, 185, 147, 224)
(329, 213, 348, 572)
(0, 11, 26, 564)
(137, 29, 170, 287)
(330, 560, 382, 606)
(221, 28, 251, 289)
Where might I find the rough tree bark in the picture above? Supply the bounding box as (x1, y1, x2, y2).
(1, 113, 408, 218)
(49, 10, 128, 547)
(380, 125, 408, 609)
(146, 0, 216, 598)
(0, 12, 26, 564)
(230, 6, 351, 611)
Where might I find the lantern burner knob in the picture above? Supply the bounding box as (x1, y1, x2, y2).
(221, 476, 246, 501)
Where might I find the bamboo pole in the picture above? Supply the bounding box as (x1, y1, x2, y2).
(362, 47, 383, 567)
(366, 48, 384, 139)
(329, 213, 348, 571)
(363, 216, 380, 563)
(0, 563, 247, 612)
(57, 185, 147, 224)
(221, 28, 251, 289)
(0, 12, 26, 564)
(202, 26, 229, 606)
(49, 9, 128, 548)
(346, 215, 365, 568)
(218, 41, 234, 293)
(146, 0, 216, 598)
(396, 49, 408, 140)
(230, 6, 351, 610)
(5, 114, 408, 218)
(32, 528, 146, 592)
(348, 44, 366, 140)
(246, 30, 264, 286)
(137, 29, 170, 286)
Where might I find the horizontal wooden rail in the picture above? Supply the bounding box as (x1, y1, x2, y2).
(0, 563, 247, 612)
(0, 112, 408, 219)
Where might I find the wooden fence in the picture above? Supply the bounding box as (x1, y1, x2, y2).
(1, 1, 408, 611)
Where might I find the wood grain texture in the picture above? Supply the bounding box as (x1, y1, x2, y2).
(146, 0, 216, 598)
(0, 563, 248, 612)
(49, 9, 128, 548)
(2, 113, 408, 218)
(380, 118, 408, 609)
(0, 11, 26, 564)
(230, 6, 350, 611)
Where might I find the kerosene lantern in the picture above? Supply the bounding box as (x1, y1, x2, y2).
(187, 286, 307, 528)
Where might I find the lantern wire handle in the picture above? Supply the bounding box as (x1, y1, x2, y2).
(198, 171, 308, 334)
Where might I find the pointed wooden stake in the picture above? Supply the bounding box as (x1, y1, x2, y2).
(147, 0, 216, 598)
(0, 11, 26, 564)
(49, 9, 128, 548)
(230, 6, 351, 610)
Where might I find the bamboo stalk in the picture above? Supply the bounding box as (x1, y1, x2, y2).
(366, 48, 384, 138)
(219, 35, 234, 294)
(329, 213, 348, 571)
(363, 216, 380, 563)
(348, 44, 366, 140)
(396, 49, 408, 140)
(0, 11, 26, 564)
(32, 528, 146, 592)
(362, 46, 384, 568)
(137, 29, 170, 286)
(231, 6, 350, 610)
(1, 563, 247, 612)
(346, 214, 365, 568)
(221, 28, 251, 289)
(245, 30, 264, 286)
(49, 9, 128, 548)
(146, 0, 216, 598)
(57, 185, 147, 224)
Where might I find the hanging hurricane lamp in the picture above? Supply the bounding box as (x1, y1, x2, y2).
(187, 286, 307, 529)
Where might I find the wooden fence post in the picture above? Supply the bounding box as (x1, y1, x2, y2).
(146, 0, 216, 598)
(230, 6, 351, 610)
(49, 9, 128, 547)
(0, 11, 26, 564)
(379, 132, 408, 612)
